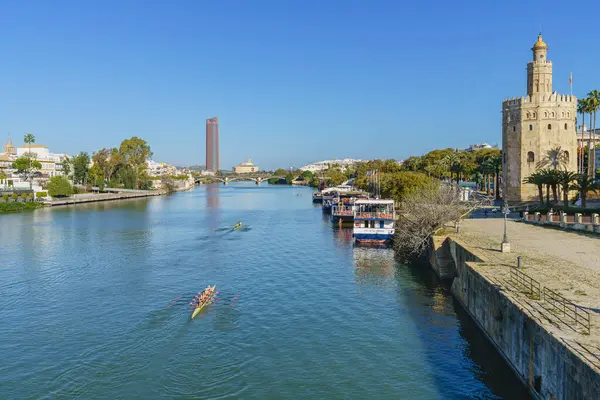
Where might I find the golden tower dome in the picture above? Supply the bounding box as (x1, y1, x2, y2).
(533, 34, 548, 49)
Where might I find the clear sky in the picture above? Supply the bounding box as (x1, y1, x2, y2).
(1, 0, 599, 170)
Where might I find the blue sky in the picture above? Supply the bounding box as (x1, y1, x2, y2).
(1, 0, 599, 170)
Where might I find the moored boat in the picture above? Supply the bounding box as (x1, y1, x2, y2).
(191, 285, 216, 319)
(352, 199, 395, 245)
(330, 192, 370, 224)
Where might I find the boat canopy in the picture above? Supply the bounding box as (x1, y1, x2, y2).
(354, 199, 394, 205)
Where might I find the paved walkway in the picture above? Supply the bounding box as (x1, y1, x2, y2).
(450, 218, 600, 371)
(454, 218, 600, 308)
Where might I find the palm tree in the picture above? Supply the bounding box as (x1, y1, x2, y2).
(539, 169, 560, 204)
(23, 133, 36, 190)
(523, 171, 545, 206)
(485, 154, 502, 200)
(577, 98, 588, 174)
(537, 146, 569, 170)
(588, 90, 600, 178)
(479, 161, 494, 195)
(573, 173, 600, 208)
(557, 170, 578, 206)
(444, 151, 461, 183)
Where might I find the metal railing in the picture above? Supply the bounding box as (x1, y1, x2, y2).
(543, 287, 590, 333)
(354, 212, 394, 220)
(509, 267, 541, 300)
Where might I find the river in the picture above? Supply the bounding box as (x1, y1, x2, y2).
(0, 183, 529, 399)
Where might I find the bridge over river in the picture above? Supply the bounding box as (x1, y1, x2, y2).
(194, 173, 287, 185)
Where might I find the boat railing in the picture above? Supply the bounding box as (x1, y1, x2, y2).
(354, 212, 394, 220)
(332, 205, 355, 216)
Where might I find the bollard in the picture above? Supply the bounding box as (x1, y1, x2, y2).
(523, 211, 528, 221)
(574, 213, 582, 224)
(534, 212, 541, 223)
(546, 211, 553, 223)
(592, 213, 599, 225)
(517, 256, 522, 268)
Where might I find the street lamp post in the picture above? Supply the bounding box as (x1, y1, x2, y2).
(501, 201, 511, 253)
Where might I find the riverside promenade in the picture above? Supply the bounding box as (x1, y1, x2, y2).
(435, 218, 600, 399)
(46, 189, 164, 206)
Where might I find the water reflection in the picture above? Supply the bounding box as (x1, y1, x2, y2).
(352, 247, 396, 285)
(206, 184, 221, 232)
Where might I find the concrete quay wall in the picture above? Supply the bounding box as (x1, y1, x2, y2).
(431, 238, 600, 399)
(47, 190, 164, 206)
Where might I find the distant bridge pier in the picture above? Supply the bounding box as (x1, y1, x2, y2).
(223, 177, 229, 186)
(255, 177, 263, 185)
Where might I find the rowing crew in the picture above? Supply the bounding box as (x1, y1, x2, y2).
(190, 286, 213, 307)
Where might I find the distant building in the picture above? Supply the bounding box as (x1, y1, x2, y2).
(16, 144, 69, 178)
(146, 160, 177, 177)
(232, 158, 259, 174)
(502, 35, 577, 202)
(300, 158, 365, 172)
(3, 134, 15, 154)
(467, 143, 496, 151)
(206, 117, 219, 172)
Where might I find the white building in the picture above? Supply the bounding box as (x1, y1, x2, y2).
(300, 158, 365, 172)
(146, 159, 177, 177)
(0, 135, 69, 190)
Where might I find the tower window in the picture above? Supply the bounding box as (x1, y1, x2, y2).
(544, 112, 548, 118)
(513, 126, 516, 132)
(564, 123, 568, 130)
(533, 112, 537, 118)
(565, 151, 570, 162)
(548, 124, 552, 130)
(529, 124, 533, 131)
(527, 152, 535, 163)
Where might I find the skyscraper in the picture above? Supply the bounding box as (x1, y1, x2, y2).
(205, 117, 219, 172)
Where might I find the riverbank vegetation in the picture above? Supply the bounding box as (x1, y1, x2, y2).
(65, 137, 154, 190)
(47, 176, 74, 198)
(0, 202, 44, 213)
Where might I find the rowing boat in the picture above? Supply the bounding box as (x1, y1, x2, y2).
(191, 285, 216, 319)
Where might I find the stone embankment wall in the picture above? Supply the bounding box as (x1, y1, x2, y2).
(47, 190, 163, 206)
(431, 238, 600, 400)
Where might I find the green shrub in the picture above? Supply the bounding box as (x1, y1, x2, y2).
(0, 202, 44, 212)
(36, 192, 48, 198)
(11, 193, 18, 201)
(21, 193, 28, 201)
(47, 176, 74, 198)
(1, 194, 8, 202)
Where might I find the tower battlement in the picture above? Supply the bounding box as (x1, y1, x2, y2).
(502, 93, 576, 106)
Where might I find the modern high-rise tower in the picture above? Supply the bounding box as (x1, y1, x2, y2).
(206, 117, 219, 172)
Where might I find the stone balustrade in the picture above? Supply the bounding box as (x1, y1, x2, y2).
(521, 210, 600, 234)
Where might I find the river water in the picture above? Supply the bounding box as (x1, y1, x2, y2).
(0, 184, 529, 399)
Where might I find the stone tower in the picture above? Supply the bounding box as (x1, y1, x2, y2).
(502, 35, 577, 202)
(4, 134, 15, 154)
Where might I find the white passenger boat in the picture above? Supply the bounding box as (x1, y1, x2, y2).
(352, 199, 395, 245)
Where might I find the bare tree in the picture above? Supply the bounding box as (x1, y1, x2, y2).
(394, 182, 491, 261)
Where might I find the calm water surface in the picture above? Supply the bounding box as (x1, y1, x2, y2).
(0, 184, 529, 399)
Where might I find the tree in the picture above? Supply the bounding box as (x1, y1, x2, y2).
(556, 170, 578, 206)
(119, 137, 152, 189)
(23, 133, 36, 189)
(89, 164, 105, 190)
(12, 156, 42, 184)
(588, 90, 600, 178)
(577, 98, 589, 174)
(573, 173, 599, 208)
(92, 148, 111, 183)
(72, 152, 91, 184)
(47, 176, 74, 198)
(393, 182, 491, 261)
(483, 154, 502, 200)
(523, 171, 545, 206)
(61, 156, 71, 178)
(105, 148, 122, 184)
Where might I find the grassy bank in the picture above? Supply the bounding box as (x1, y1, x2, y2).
(0, 202, 45, 213)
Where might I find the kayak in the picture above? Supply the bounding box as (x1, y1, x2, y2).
(191, 285, 216, 319)
(234, 224, 243, 230)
